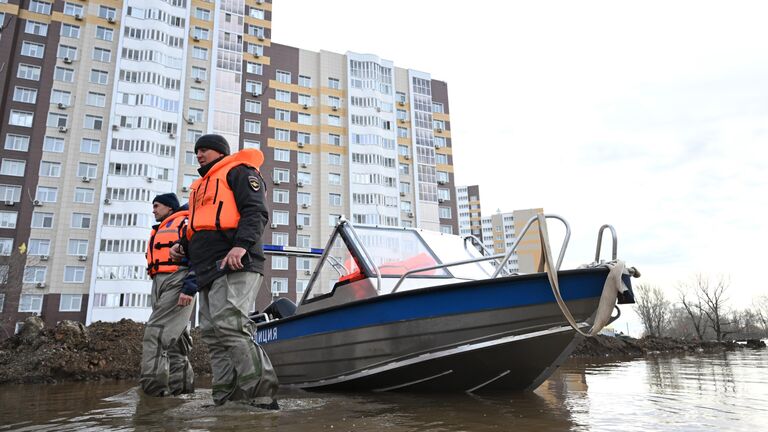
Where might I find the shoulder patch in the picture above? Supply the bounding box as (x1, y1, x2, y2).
(249, 176, 261, 192)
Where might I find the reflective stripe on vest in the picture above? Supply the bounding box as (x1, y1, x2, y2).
(188, 149, 264, 238)
(146, 210, 188, 277)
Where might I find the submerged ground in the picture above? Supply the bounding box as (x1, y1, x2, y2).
(0, 317, 759, 384)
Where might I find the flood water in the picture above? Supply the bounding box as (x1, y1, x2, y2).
(1, 349, 766, 431)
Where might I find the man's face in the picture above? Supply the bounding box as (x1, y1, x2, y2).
(152, 202, 173, 222)
(196, 147, 224, 166)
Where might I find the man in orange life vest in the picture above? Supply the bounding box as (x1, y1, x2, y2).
(170, 134, 278, 407)
(140, 193, 197, 396)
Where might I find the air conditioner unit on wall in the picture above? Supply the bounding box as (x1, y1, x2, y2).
(36, 282, 46, 289)
(4, 200, 13, 206)
(270, 223, 278, 229)
(32, 200, 42, 206)
(57, 103, 68, 109)
(63, 57, 73, 64)
(40, 255, 49, 261)
(78, 255, 87, 261)
(58, 126, 68, 133)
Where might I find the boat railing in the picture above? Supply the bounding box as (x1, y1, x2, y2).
(594, 224, 617, 263)
(392, 214, 571, 293)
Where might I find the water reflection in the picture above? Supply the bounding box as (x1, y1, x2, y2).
(1, 350, 766, 432)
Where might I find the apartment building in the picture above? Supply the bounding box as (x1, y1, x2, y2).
(0, 0, 458, 337)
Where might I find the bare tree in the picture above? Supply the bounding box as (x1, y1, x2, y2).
(754, 295, 768, 336)
(677, 287, 705, 340)
(634, 283, 671, 337)
(692, 274, 730, 341)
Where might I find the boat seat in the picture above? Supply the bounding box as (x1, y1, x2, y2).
(263, 297, 297, 319)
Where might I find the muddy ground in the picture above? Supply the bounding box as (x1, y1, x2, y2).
(0, 317, 761, 385)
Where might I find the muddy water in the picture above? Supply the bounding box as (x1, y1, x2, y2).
(1, 349, 766, 431)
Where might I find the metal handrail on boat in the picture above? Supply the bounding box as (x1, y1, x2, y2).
(594, 224, 617, 263)
(392, 214, 571, 293)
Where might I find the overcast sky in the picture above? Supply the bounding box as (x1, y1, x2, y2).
(273, 1, 768, 325)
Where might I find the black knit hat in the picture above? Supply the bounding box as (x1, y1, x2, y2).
(194, 134, 230, 156)
(152, 193, 180, 211)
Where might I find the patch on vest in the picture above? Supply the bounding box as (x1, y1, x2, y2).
(249, 176, 261, 192)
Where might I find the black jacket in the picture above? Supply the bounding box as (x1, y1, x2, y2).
(179, 156, 269, 289)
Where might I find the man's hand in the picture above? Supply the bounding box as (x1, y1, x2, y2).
(177, 293, 194, 307)
(221, 246, 247, 270)
(170, 243, 185, 261)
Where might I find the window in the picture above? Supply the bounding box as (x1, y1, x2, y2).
(328, 115, 341, 126)
(84, 115, 103, 130)
(296, 280, 309, 297)
(328, 96, 341, 109)
(21, 41, 45, 58)
(328, 214, 341, 226)
(71, 213, 91, 229)
(61, 23, 80, 38)
(436, 153, 448, 165)
(0, 211, 17, 228)
(297, 213, 311, 227)
(440, 225, 454, 234)
(275, 109, 290, 122)
(245, 80, 262, 94)
(29, 1, 52, 15)
(23, 266, 46, 283)
(296, 258, 312, 271)
(273, 189, 289, 204)
(246, 62, 262, 75)
(63, 2, 83, 17)
(36, 186, 58, 203)
(31, 212, 54, 228)
(4, 135, 30, 152)
(43, 136, 65, 152)
(0, 185, 21, 203)
(437, 171, 449, 183)
(272, 256, 288, 270)
(190, 87, 206, 101)
(59, 294, 83, 312)
(191, 67, 207, 81)
(297, 172, 311, 185)
(192, 46, 208, 60)
(297, 235, 311, 248)
(244, 100, 261, 113)
(85, 92, 106, 107)
(92, 47, 111, 62)
(434, 120, 445, 131)
(273, 168, 290, 183)
(243, 140, 260, 149)
(17, 64, 41, 81)
(296, 133, 310, 146)
(68, 239, 88, 256)
(399, 164, 410, 175)
(51, 89, 72, 105)
(194, 7, 211, 20)
(185, 151, 196, 165)
(77, 162, 97, 178)
(188, 108, 204, 123)
(297, 192, 311, 206)
(329, 134, 342, 146)
(192, 27, 209, 40)
(274, 148, 290, 162)
(329, 193, 342, 207)
(398, 127, 409, 138)
(25, 20, 48, 36)
(244, 120, 261, 134)
(39, 161, 61, 177)
(438, 188, 451, 201)
(433, 102, 444, 113)
(401, 201, 412, 212)
(28, 239, 51, 256)
(98, 6, 116, 20)
(298, 113, 311, 125)
(439, 207, 452, 219)
(13, 87, 37, 104)
(0, 159, 26, 176)
(10, 110, 34, 127)
(54, 67, 75, 82)
(299, 75, 312, 87)
(276, 70, 291, 84)
(183, 174, 197, 189)
(47, 112, 68, 128)
(271, 278, 288, 294)
(95, 26, 113, 41)
(328, 153, 342, 165)
(272, 210, 289, 225)
(275, 90, 291, 103)
(19, 294, 43, 313)
(298, 94, 312, 107)
(249, 8, 265, 19)
(297, 152, 312, 165)
(90, 69, 108, 85)
(0, 238, 12, 256)
(400, 182, 411, 194)
(74, 188, 94, 203)
(272, 232, 288, 246)
(397, 109, 407, 120)
(64, 266, 86, 283)
(57, 44, 78, 60)
(0, 268, 6, 286)
(328, 77, 340, 89)
(328, 173, 342, 185)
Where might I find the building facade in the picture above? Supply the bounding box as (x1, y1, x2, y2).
(0, 0, 458, 337)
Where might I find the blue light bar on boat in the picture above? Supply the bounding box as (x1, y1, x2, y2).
(263, 244, 324, 256)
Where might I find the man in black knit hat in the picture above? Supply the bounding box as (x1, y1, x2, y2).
(140, 193, 197, 396)
(171, 134, 278, 408)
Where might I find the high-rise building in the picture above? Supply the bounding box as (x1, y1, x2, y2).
(0, 0, 458, 337)
(480, 208, 544, 274)
(456, 184, 481, 238)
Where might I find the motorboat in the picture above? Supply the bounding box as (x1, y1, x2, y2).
(253, 214, 637, 393)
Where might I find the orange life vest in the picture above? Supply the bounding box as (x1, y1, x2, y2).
(146, 210, 189, 277)
(187, 148, 264, 238)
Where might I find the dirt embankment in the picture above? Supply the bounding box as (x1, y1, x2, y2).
(0, 318, 762, 384)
